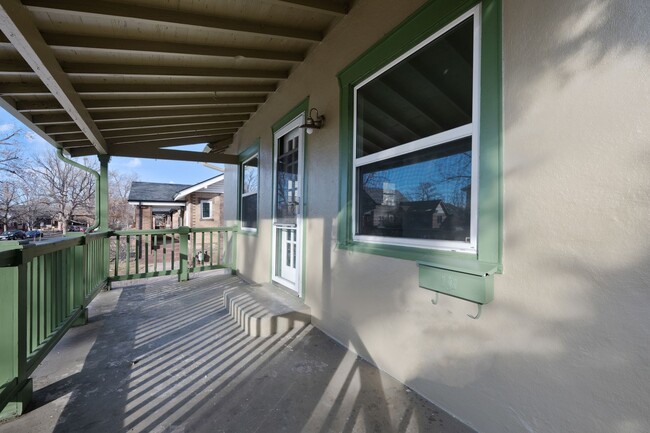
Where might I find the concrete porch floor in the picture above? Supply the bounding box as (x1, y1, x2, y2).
(0, 271, 474, 433)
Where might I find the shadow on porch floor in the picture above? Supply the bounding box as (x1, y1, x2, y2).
(0, 271, 474, 433)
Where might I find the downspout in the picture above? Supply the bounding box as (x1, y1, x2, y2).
(56, 149, 101, 232)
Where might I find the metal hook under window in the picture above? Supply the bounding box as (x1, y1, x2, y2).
(430, 292, 439, 305)
(467, 304, 482, 320)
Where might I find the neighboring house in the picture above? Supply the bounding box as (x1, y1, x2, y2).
(127, 175, 224, 230)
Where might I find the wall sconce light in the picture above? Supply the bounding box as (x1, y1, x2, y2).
(300, 108, 325, 134)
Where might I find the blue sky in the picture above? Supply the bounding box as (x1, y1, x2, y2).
(0, 108, 223, 185)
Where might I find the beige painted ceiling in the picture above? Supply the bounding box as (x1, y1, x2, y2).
(0, 0, 349, 163)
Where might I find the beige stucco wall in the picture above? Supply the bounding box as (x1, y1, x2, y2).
(224, 0, 650, 432)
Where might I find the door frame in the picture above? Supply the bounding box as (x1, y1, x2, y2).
(271, 112, 306, 296)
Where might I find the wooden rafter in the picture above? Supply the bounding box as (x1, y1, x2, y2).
(23, 0, 322, 42)
(0, 0, 108, 154)
(264, 0, 348, 16)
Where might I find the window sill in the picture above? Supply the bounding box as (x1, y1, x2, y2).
(337, 240, 501, 275)
(240, 227, 258, 236)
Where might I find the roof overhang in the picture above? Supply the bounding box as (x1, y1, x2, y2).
(174, 174, 224, 201)
(128, 201, 186, 207)
(0, 0, 349, 162)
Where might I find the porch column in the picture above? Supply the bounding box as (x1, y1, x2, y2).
(97, 155, 110, 231)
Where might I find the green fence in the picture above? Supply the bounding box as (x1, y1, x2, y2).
(0, 226, 237, 419)
(109, 226, 237, 282)
(0, 232, 110, 419)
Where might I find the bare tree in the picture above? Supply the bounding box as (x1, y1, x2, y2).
(0, 180, 20, 232)
(109, 171, 137, 229)
(0, 129, 22, 176)
(30, 152, 96, 234)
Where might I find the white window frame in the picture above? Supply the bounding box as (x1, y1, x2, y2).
(200, 199, 213, 220)
(351, 5, 481, 254)
(240, 153, 259, 232)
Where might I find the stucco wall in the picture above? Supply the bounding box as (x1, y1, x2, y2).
(224, 0, 650, 432)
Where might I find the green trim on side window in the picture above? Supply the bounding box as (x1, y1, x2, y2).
(337, 0, 502, 273)
(238, 139, 260, 236)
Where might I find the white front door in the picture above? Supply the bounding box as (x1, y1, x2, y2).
(272, 115, 304, 294)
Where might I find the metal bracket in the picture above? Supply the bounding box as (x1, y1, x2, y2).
(467, 304, 482, 320)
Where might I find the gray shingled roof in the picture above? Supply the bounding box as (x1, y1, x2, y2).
(128, 182, 193, 203)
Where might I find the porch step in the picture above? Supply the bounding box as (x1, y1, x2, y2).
(223, 284, 310, 337)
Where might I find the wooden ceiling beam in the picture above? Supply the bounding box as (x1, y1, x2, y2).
(36, 105, 257, 125)
(38, 32, 304, 62)
(23, 0, 322, 42)
(95, 114, 250, 132)
(110, 133, 235, 152)
(88, 147, 239, 164)
(61, 62, 290, 80)
(0, 0, 107, 154)
(101, 122, 244, 140)
(264, 0, 348, 16)
(107, 128, 239, 146)
(72, 83, 276, 94)
(17, 96, 267, 112)
(0, 95, 60, 148)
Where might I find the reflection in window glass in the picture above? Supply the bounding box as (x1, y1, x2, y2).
(241, 155, 258, 230)
(356, 17, 474, 158)
(357, 138, 471, 241)
(275, 135, 299, 225)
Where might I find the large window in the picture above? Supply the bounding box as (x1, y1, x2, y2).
(353, 9, 479, 252)
(241, 154, 259, 231)
(338, 0, 502, 266)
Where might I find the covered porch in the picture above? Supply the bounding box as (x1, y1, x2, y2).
(0, 270, 471, 433)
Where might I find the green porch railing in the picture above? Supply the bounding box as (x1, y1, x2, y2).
(0, 226, 236, 419)
(0, 232, 110, 419)
(109, 226, 238, 282)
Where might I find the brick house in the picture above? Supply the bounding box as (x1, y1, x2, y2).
(127, 175, 224, 230)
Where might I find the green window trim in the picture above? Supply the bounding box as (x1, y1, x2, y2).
(337, 0, 502, 273)
(238, 139, 260, 236)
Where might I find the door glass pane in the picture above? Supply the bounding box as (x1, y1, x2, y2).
(356, 137, 472, 241)
(356, 16, 474, 157)
(275, 134, 299, 225)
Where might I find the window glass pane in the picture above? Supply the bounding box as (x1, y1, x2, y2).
(356, 137, 472, 241)
(356, 16, 473, 158)
(275, 135, 299, 225)
(242, 195, 257, 229)
(202, 202, 211, 218)
(243, 156, 258, 194)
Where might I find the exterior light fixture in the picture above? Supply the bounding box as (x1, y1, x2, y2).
(300, 108, 325, 134)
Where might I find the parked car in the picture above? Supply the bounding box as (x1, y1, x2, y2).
(0, 230, 26, 240)
(25, 230, 43, 240)
(67, 225, 86, 233)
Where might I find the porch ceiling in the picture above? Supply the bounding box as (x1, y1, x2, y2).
(0, 0, 348, 163)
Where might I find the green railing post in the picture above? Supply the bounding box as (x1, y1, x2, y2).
(0, 258, 32, 420)
(231, 230, 237, 275)
(178, 226, 190, 282)
(72, 240, 88, 327)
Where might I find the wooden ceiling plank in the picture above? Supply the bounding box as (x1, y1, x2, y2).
(107, 128, 239, 146)
(0, 82, 53, 95)
(264, 0, 348, 16)
(73, 83, 276, 94)
(62, 62, 289, 79)
(96, 114, 249, 131)
(23, 0, 322, 42)
(101, 122, 244, 140)
(41, 32, 304, 62)
(0, 0, 107, 154)
(16, 99, 62, 112)
(90, 105, 258, 122)
(83, 96, 266, 110)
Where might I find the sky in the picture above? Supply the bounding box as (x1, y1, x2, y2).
(0, 108, 224, 186)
